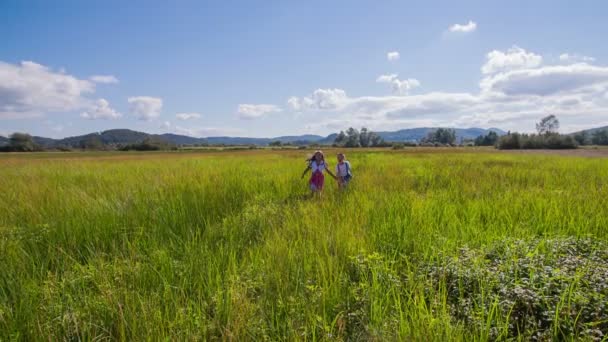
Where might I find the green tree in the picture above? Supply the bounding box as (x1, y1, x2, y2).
(345, 127, 361, 147)
(474, 131, 499, 146)
(359, 127, 370, 147)
(369, 132, 384, 146)
(573, 131, 588, 145)
(9, 133, 36, 151)
(424, 128, 456, 145)
(334, 131, 347, 146)
(80, 135, 104, 150)
(536, 115, 560, 135)
(592, 130, 608, 145)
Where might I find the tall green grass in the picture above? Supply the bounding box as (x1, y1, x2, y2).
(1, 149, 607, 340)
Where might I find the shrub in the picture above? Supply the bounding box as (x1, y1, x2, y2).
(474, 131, 499, 146)
(120, 137, 174, 151)
(497, 133, 521, 149)
(497, 133, 577, 150)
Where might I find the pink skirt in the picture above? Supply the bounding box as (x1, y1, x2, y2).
(309, 171, 324, 191)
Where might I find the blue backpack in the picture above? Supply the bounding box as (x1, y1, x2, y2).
(343, 161, 353, 181)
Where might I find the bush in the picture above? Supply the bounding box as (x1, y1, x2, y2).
(423, 238, 608, 340)
(545, 134, 578, 149)
(120, 137, 174, 151)
(497, 133, 577, 150)
(474, 131, 499, 146)
(422, 128, 456, 145)
(496, 133, 522, 149)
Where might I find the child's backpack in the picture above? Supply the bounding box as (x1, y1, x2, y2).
(344, 161, 353, 181)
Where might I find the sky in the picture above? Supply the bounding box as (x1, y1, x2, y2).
(1, 0, 608, 138)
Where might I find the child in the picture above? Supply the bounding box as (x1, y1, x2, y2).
(335, 153, 353, 189)
(301, 150, 336, 195)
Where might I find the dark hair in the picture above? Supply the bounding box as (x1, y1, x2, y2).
(306, 150, 325, 165)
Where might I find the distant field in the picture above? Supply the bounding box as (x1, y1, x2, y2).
(1, 149, 608, 340)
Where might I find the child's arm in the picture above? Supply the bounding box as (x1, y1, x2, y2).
(325, 167, 337, 180)
(301, 166, 311, 179)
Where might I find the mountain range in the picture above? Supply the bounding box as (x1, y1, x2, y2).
(0, 127, 508, 148)
(570, 125, 608, 136)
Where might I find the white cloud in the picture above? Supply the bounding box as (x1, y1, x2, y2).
(387, 51, 400, 62)
(237, 104, 281, 119)
(480, 63, 608, 96)
(160, 121, 171, 129)
(175, 112, 202, 120)
(128, 96, 163, 121)
(90, 75, 119, 84)
(287, 96, 306, 111)
(448, 20, 477, 33)
(285, 46, 608, 133)
(0, 60, 95, 119)
(174, 126, 244, 137)
(80, 98, 121, 120)
(287, 88, 348, 111)
(482, 46, 542, 74)
(376, 74, 421, 95)
(559, 53, 595, 63)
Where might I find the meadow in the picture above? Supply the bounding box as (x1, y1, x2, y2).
(1, 148, 608, 341)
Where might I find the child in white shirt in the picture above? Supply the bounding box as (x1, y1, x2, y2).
(301, 150, 337, 195)
(335, 153, 352, 189)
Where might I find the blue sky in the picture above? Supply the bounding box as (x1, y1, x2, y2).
(1, 0, 608, 138)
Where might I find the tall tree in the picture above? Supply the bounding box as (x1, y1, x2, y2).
(334, 131, 347, 146)
(345, 127, 360, 147)
(9, 133, 35, 152)
(536, 115, 560, 135)
(359, 127, 370, 147)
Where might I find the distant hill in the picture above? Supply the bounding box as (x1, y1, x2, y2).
(2, 127, 508, 148)
(33, 136, 61, 147)
(273, 135, 324, 143)
(58, 129, 152, 147)
(570, 125, 608, 136)
(158, 133, 207, 145)
(376, 127, 506, 142)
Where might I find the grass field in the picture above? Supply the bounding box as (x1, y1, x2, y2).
(1, 148, 608, 341)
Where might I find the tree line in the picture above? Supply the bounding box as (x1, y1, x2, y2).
(573, 130, 608, 146)
(496, 115, 578, 149)
(333, 127, 388, 147)
(0, 133, 176, 152)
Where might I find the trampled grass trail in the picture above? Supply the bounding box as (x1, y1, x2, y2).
(1, 149, 607, 340)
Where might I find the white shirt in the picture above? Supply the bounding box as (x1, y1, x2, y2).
(336, 161, 350, 177)
(310, 160, 327, 173)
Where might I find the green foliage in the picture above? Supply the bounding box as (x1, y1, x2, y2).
(119, 137, 175, 151)
(536, 115, 560, 135)
(474, 131, 499, 146)
(2, 132, 43, 152)
(573, 131, 589, 145)
(334, 127, 386, 147)
(80, 134, 105, 150)
(424, 238, 608, 340)
(1, 150, 607, 340)
(422, 128, 456, 145)
(591, 129, 608, 145)
(497, 133, 578, 150)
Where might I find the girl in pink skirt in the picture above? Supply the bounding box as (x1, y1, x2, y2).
(301, 150, 337, 195)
